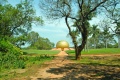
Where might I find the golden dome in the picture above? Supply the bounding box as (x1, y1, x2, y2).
(56, 40, 69, 51)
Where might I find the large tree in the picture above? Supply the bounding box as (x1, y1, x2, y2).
(102, 0, 120, 48)
(0, 0, 43, 49)
(0, 0, 43, 38)
(99, 19, 113, 48)
(39, 0, 108, 60)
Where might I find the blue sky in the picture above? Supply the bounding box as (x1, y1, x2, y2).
(8, 0, 101, 47)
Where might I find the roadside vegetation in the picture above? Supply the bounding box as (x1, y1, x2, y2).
(0, 49, 59, 80)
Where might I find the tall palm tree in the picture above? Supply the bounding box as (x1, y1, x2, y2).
(90, 25, 100, 49)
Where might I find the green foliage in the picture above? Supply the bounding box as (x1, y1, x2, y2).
(28, 54, 54, 62)
(0, 37, 56, 71)
(0, 39, 22, 54)
(0, 50, 55, 80)
(0, 39, 24, 70)
(0, 0, 43, 37)
(87, 23, 117, 49)
(9, 35, 28, 48)
(0, 0, 43, 48)
(27, 31, 54, 50)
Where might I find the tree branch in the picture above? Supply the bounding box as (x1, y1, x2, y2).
(68, 16, 78, 21)
(77, 0, 84, 17)
(87, 0, 107, 16)
(65, 15, 71, 34)
(65, 15, 77, 47)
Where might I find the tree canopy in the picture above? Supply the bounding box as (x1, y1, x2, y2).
(39, 0, 115, 60)
(0, 0, 43, 38)
(27, 31, 54, 50)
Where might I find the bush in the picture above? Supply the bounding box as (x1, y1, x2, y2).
(0, 39, 25, 70)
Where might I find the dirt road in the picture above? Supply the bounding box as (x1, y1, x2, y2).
(29, 52, 120, 80)
(30, 51, 75, 80)
(13, 51, 120, 80)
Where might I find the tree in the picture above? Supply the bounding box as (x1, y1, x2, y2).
(0, 0, 43, 49)
(90, 25, 100, 49)
(98, 19, 112, 48)
(27, 31, 39, 46)
(39, 0, 107, 60)
(102, 0, 120, 48)
(27, 31, 54, 50)
(9, 34, 28, 48)
(0, 0, 44, 69)
(0, 0, 43, 38)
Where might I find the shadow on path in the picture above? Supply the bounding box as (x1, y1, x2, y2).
(36, 56, 120, 80)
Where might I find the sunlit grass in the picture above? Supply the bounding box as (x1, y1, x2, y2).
(22, 49, 60, 56)
(66, 48, 120, 55)
(0, 49, 59, 80)
(82, 48, 120, 54)
(1, 48, 120, 80)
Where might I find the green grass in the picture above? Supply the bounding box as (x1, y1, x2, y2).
(67, 48, 120, 67)
(22, 49, 60, 56)
(0, 49, 59, 80)
(66, 48, 120, 55)
(1, 48, 120, 80)
(77, 56, 120, 67)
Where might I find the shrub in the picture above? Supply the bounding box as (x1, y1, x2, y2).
(0, 39, 25, 70)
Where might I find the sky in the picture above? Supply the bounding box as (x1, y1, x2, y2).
(8, 0, 101, 47)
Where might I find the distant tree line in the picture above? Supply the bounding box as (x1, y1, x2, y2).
(26, 31, 54, 50)
(71, 21, 118, 49)
(86, 23, 118, 49)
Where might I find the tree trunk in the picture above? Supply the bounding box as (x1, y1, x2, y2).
(75, 52, 81, 60)
(105, 40, 107, 48)
(94, 38, 96, 49)
(86, 41, 89, 52)
(118, 34, 120, 48)
(75, 47, 81, 60)
(75, 26, 88, 60)
(84, 41, 89, 51)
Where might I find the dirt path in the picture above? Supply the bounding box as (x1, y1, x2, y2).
(28, 52, 120, 80)
(30, 51, 75, 80)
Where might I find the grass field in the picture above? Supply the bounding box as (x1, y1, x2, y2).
(66, 48, 120, 55)
(22, 49, 60, 56)
(0, 49, 60, 80)
(66, 48, 120, 65)
(78, 56, 120, 66)
(0, 48, 120, 80)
